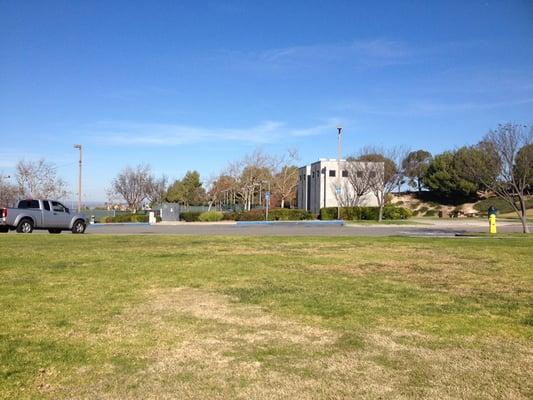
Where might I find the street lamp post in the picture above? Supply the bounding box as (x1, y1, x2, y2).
(262, 180, 271, 221)
(336, 125, 343, 220)
(74, 144, 83, 213)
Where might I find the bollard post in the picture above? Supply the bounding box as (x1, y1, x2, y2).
(489, 214, 497, 234)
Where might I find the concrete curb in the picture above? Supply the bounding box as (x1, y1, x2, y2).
(236, 220, 345, 226)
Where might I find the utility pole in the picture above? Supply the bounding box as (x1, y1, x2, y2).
(336, 125, 343, 220)
(74, 144, 83, 212)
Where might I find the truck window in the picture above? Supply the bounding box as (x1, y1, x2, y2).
(43, 201, 51, 211)
(51, 201, 66, 213)
(18, 200, 40, 209)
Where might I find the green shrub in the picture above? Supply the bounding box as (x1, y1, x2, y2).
(382, 206, 412, 220)
(268, 208, 314, 221)
(319, 207, 338, 220)
(230, 208, 314, 221)
(418, 206, 429, 214)
(103, 213, 150, 223)
(360, 207, 380, 220)
(180, 212, 202, 222)
(222, 212, 238, 221)
(198, 211, 224, 222)
(320, 206, 411, 220)
(424, 209, 437, 217)
(235, 210, 265, 221)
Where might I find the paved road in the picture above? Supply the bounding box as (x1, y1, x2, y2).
(3, 221, 530, 237)
(78, 221, 532, 236)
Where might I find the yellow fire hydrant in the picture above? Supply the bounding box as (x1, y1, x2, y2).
(489, 214, 497, 234)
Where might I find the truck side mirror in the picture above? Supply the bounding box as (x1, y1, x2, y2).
(65, 207, 70, 213)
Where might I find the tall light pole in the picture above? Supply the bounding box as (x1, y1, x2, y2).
(262, 180, 271, 221)
(337, 125, 343, 162)
(74, 144, 83, 212)
(336, 125, 343, 220)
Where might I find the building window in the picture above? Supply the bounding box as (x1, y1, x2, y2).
(329, 170, 336, 177)
(342, 170, 348, 177)
(356, 171, 363, 178)
(312, 172, 315, 178)
(369, 171, 377, 178)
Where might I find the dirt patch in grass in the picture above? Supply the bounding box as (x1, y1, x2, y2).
(44, 288, 532, 399)
(363, 331, 533, 399)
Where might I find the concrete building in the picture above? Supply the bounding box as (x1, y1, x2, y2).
(297, 158, 382, 214)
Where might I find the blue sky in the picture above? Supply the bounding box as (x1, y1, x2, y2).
(1, 0, 532, 201)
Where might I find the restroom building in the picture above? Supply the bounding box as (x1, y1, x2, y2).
(297, 158, 382, 214)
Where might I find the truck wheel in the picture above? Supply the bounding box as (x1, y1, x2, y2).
(72, 220, 86, 234)
(16, 219, 34, 233)
(48, 229, 62, 234)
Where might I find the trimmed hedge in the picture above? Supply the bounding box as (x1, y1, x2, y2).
(266, 208, 314, 221)
(179, 208, 313, 222)
(236, 208, 314, 221)
(198, 211, 224, 222)
(320, 206, 412, 220)
(218, 208, 314, 222)
(103, 213, 160, 223)
(222, 212, 239, 221)
(180, 211, 202, 222)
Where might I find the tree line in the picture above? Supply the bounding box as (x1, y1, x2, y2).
(1, 122, 531, 232)
(106, 149, 300, 213)
(335, 123, 531, 232)
(0, 160, 69, 207)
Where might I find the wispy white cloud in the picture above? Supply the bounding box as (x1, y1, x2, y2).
(86, 119, 337, 146)
(288, 118, 343, 137)
(215, 39, 412, 72)
(340, 97, 533, 117)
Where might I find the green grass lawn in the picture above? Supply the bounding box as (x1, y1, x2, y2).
(1, 235, 532, 399)
(498, 209, 533, 219)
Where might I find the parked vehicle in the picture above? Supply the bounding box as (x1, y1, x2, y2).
(0, 199, 88, 234)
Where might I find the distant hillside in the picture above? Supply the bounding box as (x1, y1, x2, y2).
(391, 193, 533, 217)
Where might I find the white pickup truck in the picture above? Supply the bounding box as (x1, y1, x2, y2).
(0, 199, 88, 234)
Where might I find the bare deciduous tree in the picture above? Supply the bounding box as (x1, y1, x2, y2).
(272, 149, 299, 208)
(461, 123, 532, 233)
(0, 174, 19, 207)
(16, 159, 69, 200)
(358, 147, 402, 222)
(145, 174, 168, 206)
(108, 165, 152, 212)
(227, 150, 274, 211)
(206, 174, 236, 211)
(333, 159, 375, 207)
